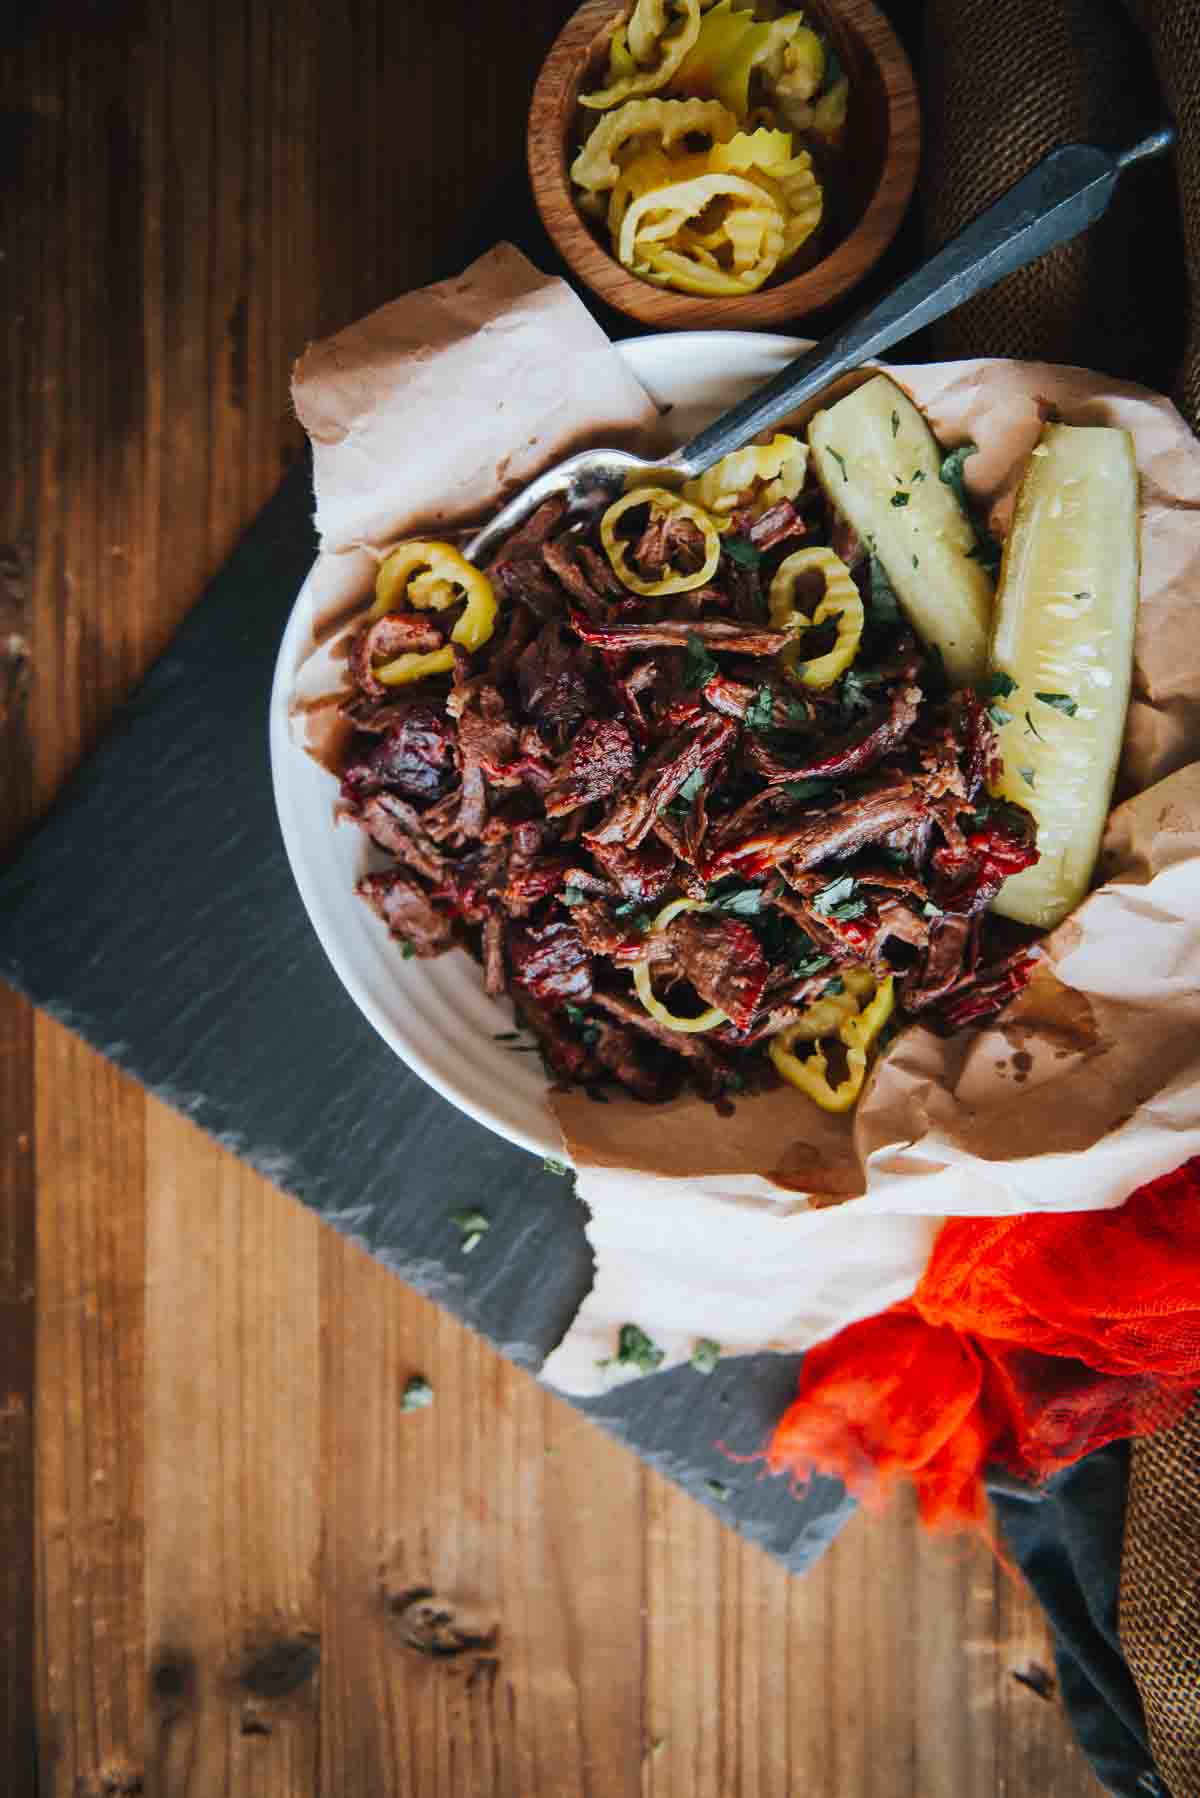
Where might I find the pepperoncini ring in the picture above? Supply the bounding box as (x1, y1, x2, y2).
(571, 97, 738, 197)
(580, 0, 702, 110)
(368, 539, 498, 686)
(681, 433, 808, 522)
(670, 0, 805, 117)
(600, 486, 722, 597)
(611, 154, 787, 295)
(769, 546, 864, 689)
(632, 898, 728, 1033)
(769, 974, 894, 1113)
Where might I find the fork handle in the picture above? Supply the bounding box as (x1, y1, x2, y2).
(667, 127, 1175, 480)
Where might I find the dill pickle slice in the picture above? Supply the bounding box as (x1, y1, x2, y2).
(988, 422, 1140, 929)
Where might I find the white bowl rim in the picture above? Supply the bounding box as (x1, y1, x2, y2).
(269, 330, 815, 1161)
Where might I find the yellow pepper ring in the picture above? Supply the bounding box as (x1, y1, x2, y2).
(579, 0, 702, 109)
(367, 539, 498, 687)
(632, 898, 728, 1034)
(769, 974, 895, 1113)
(769, 546, 864, 690)
(600, 487, 722, 597)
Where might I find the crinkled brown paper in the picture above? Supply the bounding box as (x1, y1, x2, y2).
(292, 245, 1200, 1398)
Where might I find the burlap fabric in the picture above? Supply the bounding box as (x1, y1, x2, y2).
(923, 3, 1200, 1791)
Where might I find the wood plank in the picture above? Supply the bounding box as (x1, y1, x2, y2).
(143, 1111, 322, 1794)
(318, 1227, 646, 1796)
(34, 1027, 145, 1798)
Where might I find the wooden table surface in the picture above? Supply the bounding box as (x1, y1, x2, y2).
(1, 3, 1103, 1792)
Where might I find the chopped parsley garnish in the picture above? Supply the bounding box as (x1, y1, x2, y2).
(890, 409, 900, 438)
(743, 685, 777, 732)
(912, 554, 919, 567)
(600, 1323, 665, 1377)
(564, 1005, 600, 1046)
(451, 1208, 489, 1254)
(823, 975, 846, 996)
(705, 1479, 731, 1502)
(613, 898, 653, 932)
(708, 883, 765, 917)
(1024, 710, 1045, 741)
(665, 766, 706, 816)
(682, 632, 719, 690)
(1035, 691, 1078, 716)
(1019, 767, 1037, 789)
(867, 553, 902, 626)
(987, 703, 1013, 727)
(691, 1338, 721, 1375)
(542, 1156, 571, 1177)
(828, 446, 848, 481)
(922, 900, 943, 919)
(493, 1030, 522, 1041)
(792, 946, 834, 977)
(401, 941, 416, 959)
(985, 671, 1018, 700)
(890, 491, 910, 507)
(560, 885, 587, 907)
(812, 874, 858, 915)
(840, 667, 885, 714)
(401, 1376, 433, 1413)
(784, 776, 834, 802)
(911, 469, 926, 482)
(723, 535, 762, 568)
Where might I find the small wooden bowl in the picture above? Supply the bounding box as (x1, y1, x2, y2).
(528, 0, 921, 329)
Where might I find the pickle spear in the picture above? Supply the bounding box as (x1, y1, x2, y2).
(807, 374, 994, 685)
(989, 423, 1140, 930)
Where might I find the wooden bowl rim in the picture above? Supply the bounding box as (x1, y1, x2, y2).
(527, 0, 921, 329)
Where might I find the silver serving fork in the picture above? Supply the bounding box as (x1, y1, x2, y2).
(466, 128, 1173, 566)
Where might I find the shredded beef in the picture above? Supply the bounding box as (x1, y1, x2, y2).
(358, 870, 454, 956)
(665, 912, 769, 1031)
(336, 449, 1043, 1107)
(544, 717, 637, 818)
(508, 919, 593, 1006)
(586, 714, 737, 850)
(341, 703, 455, 804)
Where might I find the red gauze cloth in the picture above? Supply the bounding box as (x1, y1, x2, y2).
(766, 1161, 1200, 1530)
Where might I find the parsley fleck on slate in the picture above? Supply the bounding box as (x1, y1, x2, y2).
(600, 1323, 665, 1376)
(542, 1156, 570, 1177)
(401, 1376, 433, 1413)
(691, 1338, 721, 1375)
(705, 1479, 731, 1502)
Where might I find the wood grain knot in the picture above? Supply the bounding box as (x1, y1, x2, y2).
(75, 1755, 144, 1795)
(148, 1650, 194, 1718)
(1011, 1660, 1057, 1701)
(0, 541, 31, 727)
(387, 1588, 498, 1659)
(239, 1632, 321, 1698)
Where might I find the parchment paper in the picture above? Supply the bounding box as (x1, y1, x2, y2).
(288, 250, 1200, 1400)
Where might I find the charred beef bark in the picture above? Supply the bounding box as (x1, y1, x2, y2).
(585, 714, 738, 850)
(748, 499, 805, 550)
(515, 991, 602, 1085)
(341, 702, 455, 804)
(503, 854, 571, 917)
(931, 802, 1039, 916)
(508, 919, 593, 1006)
(571, 614, 790, 656)
(664, 912, 769, 1031)
(591, 1018, 667, 1101)
(931, 946, 1040, 1030)
(543, 717, 637, 818)
(516, 620, 593, 733)
(745, 684, 922, 786)
(707, 777, 927, 878)
(587, 834, 677, 901)
(358, 870, 455, 956)
(541, 534, 619, 617)
(588, 988, 735, 1099)
(435, 844, 507, 924)
(905, 913, 973, 1010)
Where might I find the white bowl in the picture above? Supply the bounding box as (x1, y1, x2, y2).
(270, 331, 812, 1160)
